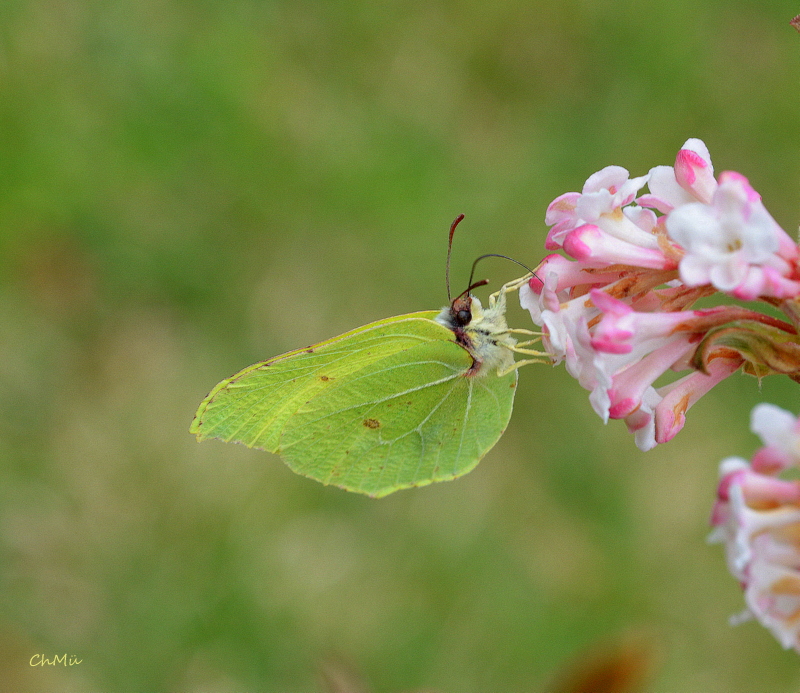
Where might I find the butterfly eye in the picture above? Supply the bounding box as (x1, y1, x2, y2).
(456, 309, 471, 325)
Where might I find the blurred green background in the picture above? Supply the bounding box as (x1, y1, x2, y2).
(2, 0, 800, 691)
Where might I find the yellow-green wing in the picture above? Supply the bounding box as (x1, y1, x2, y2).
(191, 312, 445, 450)
(190, 311, 517, 497)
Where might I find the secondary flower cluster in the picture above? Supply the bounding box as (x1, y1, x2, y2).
(520, 139, 800, 450)
(710, 404, 800, 652)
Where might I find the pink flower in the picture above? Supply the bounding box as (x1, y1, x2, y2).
(589, 298, 745, 443)
(710, 411, 800, 653)
(526, 137, 800, 451)
(522, 265, 753, 449)
(545, 166, 652, 250)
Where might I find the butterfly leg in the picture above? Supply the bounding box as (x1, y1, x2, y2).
(497, 356, 551, 376)
(487, 273, 533, 310)
(507, 329, 542, 347)
(509, 345, 548, 357)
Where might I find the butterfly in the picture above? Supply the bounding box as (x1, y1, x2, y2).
(190, 215, 543, 497)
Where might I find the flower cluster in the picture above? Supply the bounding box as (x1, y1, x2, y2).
(520, 139, 800, 450)
(710, 404, 800, 652)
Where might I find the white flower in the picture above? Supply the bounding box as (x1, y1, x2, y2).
(666, 171, 796, 297)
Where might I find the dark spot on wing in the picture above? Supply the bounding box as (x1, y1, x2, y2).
(363, 418, 381, 429)
(320, 375, 331, 381)
(305, 347, 314, 353)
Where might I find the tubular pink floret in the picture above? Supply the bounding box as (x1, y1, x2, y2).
(606, 338, 697, 419)
(562, 225, 673, 269)
(731, 265, 800, 301)
(545, 192, 579, 221)
(528, 254, 626, 296)
(654, 353, 744, 444)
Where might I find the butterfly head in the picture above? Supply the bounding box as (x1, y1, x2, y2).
(435, 290, 516, 377)
(449, 294, 474, 329)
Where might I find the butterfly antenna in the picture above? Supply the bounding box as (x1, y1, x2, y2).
(467, 253, 539, 291)
(446, 213, 465, 302)
(453, 278, 490, 302)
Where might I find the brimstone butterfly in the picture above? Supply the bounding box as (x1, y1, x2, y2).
(190, 216, 543, 497)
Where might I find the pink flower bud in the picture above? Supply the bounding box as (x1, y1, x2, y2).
(674, 139, 716, 204)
